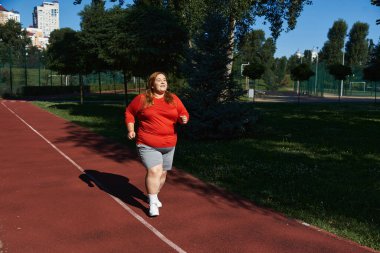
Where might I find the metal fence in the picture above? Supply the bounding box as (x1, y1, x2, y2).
(296, 62, 379, 98)
(1, 47, 378, 98)
(0, 54, 147, 96)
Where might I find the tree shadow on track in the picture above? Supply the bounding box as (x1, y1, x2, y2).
(79, 169, 149, 215)
(55, 122, 137, 163)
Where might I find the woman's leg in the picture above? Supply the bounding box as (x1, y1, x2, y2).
(145, 164, 163, 194)
(159, 171, 167, 192)
(145, 164, 164, 216)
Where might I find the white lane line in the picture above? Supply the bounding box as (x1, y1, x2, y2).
(1, 101, 187, 253)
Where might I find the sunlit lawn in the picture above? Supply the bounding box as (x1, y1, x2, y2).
(33, 100, 380, 250)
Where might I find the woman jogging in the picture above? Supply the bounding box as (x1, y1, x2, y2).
(125, 72, 189, 217)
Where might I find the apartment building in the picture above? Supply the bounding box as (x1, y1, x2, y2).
(0, 4, 21, 25)
(32, 1, 59, 37)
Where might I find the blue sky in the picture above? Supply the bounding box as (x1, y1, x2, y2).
(1, 0, 379, 58)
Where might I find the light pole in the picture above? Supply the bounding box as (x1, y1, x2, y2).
(9, 45, 13, 93)
(311, 47, 319, 95)
(38, 52, 41, 86)
(24, 47, 28, 87)
(340, 50, 345, 98)
(241, 62, 250, 90)
(296, 50, 304, 96)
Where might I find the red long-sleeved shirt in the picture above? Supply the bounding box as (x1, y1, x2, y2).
(125, 93, 189, 148)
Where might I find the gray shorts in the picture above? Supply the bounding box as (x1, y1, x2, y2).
(137, 144, 176, 171)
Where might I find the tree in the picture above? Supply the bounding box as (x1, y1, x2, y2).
(273, 56, 288, 86)
(303, 49, 313, 64)
(242, 63, 265, 80)
(367, 39, 376, 63)
(79, 1, 112, 94)
(0, 19, 31, 61)
(328, 64, 352, 81)
(328, 63, 352, 101)
(290, 63, 315, 82)
(210, 0, 312, 75)
(371, 0, 380, 25)
(320, 19, 348, 65)
(290, 63, 314, 103)
(239, 30, 266, 64)
(345, 22, 369, 66)
(286, 54, 301, 74)
(46, 28, 90, 103)
(102, 6, 133, 104)
(122, 4, 188, 77)
(182, 12, 255, 140)
(238, 29, 276, 88)
(363, 40, 380, 101)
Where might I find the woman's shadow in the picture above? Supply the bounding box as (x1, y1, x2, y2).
(79, 169, 149, 215)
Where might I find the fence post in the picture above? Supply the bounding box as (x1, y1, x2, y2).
(24, 48, 28, 87)
(9, 47, 13, 94)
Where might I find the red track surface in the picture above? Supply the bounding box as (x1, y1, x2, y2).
(0, 100, 378, 253)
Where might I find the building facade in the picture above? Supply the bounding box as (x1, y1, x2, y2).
(0, 4, 21, 25)
(32, 1, 59, 37)
(26, 27, 49, 49)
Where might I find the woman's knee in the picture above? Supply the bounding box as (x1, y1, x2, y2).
(148, 164, 163, 176)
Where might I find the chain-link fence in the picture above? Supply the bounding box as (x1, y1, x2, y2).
(0, 47, 148, 97)
(296, 62, 379, 98)
(1, 46, 379, 99)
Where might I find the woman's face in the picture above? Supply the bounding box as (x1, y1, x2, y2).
(152, 74, 168, 94)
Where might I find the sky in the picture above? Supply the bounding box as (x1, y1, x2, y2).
(0, 0, 379, 58)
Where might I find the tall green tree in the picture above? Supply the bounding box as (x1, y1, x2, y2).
(182, 11, 256, 140)
(238, 29, 276, 88)
(363, 40, 380, 81)
(345, 22, 370, 66)
(290, 63, 315, 81)
(46, 28, 85, 75)
(286, 54, 301, 74)
(242, 63, 265, 82)
(239, 29, 266, 64)
(121, 4, 188, 77)
(328, 63, 352, 81)
(273, 56, 288, 86)
(368, 39, 376, 62)
(290, 63, 314, 103)
(46, 28, 90, 103)
(79, 1, 112, 93)
(320, 19, 348, 65)
(0, 19, 31, 62)
(210, 0, 312, 75)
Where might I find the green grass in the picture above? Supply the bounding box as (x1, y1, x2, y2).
(33, 100, 380, 250)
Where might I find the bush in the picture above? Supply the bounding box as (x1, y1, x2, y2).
(182, 101, 259, 140)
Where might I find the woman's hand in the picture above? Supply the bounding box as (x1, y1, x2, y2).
(128, 131, 136, 140)
(180, 115, 188, 124)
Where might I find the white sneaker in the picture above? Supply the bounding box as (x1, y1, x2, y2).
(149, 203, 159, 217)
(147, 197, 162, 208)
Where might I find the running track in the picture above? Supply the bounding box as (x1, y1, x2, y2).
(0, 100, 377, 253)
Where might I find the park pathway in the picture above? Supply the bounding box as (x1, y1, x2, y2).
(0, 99, 378, 253)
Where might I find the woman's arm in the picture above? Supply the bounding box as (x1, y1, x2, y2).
(125, 95, 143, 138)
(173, 94, 189, 125)
(127, 123, 136, 139)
